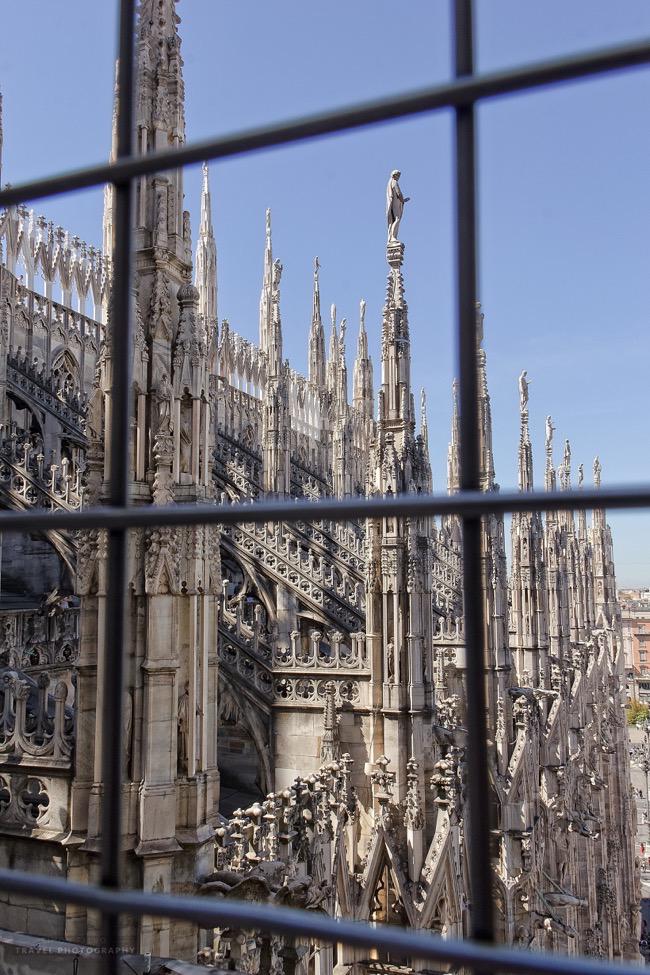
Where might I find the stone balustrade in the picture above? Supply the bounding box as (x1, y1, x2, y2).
(0, 670, 74, 768)
(432, 616, 465, 644)
(0, 427, 83, 510)
(273, 629, 368, 672)
(0, 603, 79, 672)
(221, 522, 363, 631)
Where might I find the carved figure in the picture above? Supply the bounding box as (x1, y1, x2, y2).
(177, 682, 190, 775)
(518, 370, 529, 411)
(545, 415, 555, 453)
(386, 170, 410, 241)
(157, 373, 173, 433)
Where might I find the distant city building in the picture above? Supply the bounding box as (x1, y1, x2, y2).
(620, 589, 650, 702)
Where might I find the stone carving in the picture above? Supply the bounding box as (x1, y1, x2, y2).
(177, 682, 190, 776)
(386, 169, 410, 242)
(518, 369, 529, 411)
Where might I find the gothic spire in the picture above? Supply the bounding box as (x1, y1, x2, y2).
(308, 257, 325, 387)
(326, 303, 338, 396)
(447, 379, 461, 495)
(353, 299, 374, 419)
(544, 415, 556, 492)
(132, 0, 188, 261)
(194, 162, 217, 345)
(380, 239, 413, 429)
(476, 304, 496, 491)
(259, 208, 273, 354)
(517, 370, 533, 492)
(420, 388, 429, 461)
(336, 318, 348, 411)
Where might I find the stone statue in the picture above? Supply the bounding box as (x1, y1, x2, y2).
(594, 456, 602, 488)
(157, 372, 173, 434)
(545, 415, 554, 453)
(563, 439, 571, 472)
(518, 370, 529, 411)
(386, 170, 410, 242)
(578, 463, 584, 487)
(360, 298, 366, 329)
(272, 259, 283, 293)
(177, 681, 190, 775)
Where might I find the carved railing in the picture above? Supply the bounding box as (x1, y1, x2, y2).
(290, 518, 365, 578)
(0, 670, 74, 769)
(220, 521, 364, 632)
(0, 430, 83, 511)
(273, 629, 368, 673)
(273, 674, 366, 707)
(214, 433, 262, 499)
(14, 281, 101, 354)
(0, 604, 79, 671)
(218, 601, 274, 705)
(432, 616, 465, 644)
(7, 352, 87, 437)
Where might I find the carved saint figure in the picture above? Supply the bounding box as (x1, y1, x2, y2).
(545, 415, 555, 453)
(386, 640, 395, 680)
(157, 373, 173, 434)
(386, 170, 410, 242)
(593, 455, 602, 488)
(360, 298, 366, 329)
(563, 439, 571, 473)
(177, 681, 190, 775)
(518, 370, 529, 411)
(272, 259, 283, 294)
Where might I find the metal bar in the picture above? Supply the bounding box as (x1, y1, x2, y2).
(0, 867, 639, 975)
(0, 37, 648, 208)
(0, 484, 643, 533)
(99, 0, 135, 969)
(454, 0, 494, 945)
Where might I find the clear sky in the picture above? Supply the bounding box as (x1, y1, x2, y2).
(2, 1, 650, 585)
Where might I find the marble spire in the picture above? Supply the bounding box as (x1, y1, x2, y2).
(476, 304, 495, 491)
(326, 303, 338, 397)
(308, 257, 326, 387)
(194, 162, 218, 345)
(353, 299, 374, 419)
(518, 370, 534, 492)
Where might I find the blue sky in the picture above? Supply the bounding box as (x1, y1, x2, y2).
(2, 1, 650, 585)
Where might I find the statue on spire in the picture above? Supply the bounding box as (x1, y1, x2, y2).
(545, 415, 555, 455)
(518, 370, 530, 412)
(594, 456, 602, 488)
(386, 170, 410, 242)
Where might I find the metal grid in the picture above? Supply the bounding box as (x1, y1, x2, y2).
(0, 0, 648, 971)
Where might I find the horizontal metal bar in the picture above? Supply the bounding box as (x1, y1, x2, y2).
(0, 37, 648, 208)
(0, 484, 646, 534)
(0, 868, 638, 975)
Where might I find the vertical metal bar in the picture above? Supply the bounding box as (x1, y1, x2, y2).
(100, 0, 135, 969)
(453, 0, 494, 944)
